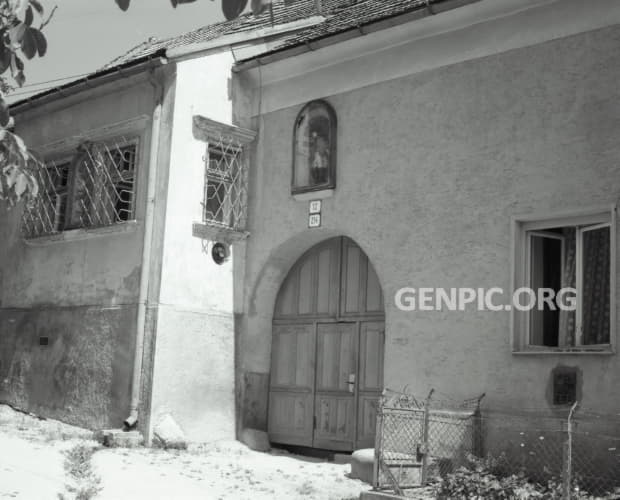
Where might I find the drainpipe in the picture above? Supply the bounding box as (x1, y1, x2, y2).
(124, 69, 165, 429)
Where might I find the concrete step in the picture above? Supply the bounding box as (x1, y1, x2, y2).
(97, 429, 144, 448)
(350, 448, 374, 484)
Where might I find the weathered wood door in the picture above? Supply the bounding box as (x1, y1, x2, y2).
(269, 237, 385, 451)
(313, 322, 358, 450)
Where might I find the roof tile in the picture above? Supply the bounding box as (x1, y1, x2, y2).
(107, 0, 429, 67)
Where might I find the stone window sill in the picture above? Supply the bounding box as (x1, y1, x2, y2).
(23, 221, 139, 246)
(512, 347, 614, 356)
(292, 188, 334, 202)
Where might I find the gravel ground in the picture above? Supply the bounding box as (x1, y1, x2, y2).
(0, 405, 371, 500)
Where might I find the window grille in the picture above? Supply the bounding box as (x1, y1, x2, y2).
(202, 133, 248, 232)
(22, 137, 138, 238)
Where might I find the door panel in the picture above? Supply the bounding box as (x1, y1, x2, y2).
(313, 323, 357, 449)
(340, 237, 385, 317)
(270, 237, 385, 451)
(268, 324, 315, 446)
(356, 321, 385, 448)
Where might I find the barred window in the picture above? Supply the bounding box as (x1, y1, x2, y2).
(202, 139, 247, 231)
(22, 138, 138, 238)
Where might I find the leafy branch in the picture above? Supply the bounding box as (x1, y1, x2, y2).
(0, 0, 53, 207)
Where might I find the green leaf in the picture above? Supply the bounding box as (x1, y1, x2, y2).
(9, 23, 26, 45)
(0, 46, 12, 75)
(115, 0, 131, 11)
(32, 28, 46, 56)
(10, 54, 25, 86)
(21, 27, 37, 60)
(14, 70, 25, 87)
(29, 0, 44, 15)
(24, 6, 33, 26)
(222, 0, 248, 20)
(0, 99, 10, 128)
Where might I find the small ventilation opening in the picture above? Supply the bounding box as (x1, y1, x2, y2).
(39, 336, 49, 346)
(553, 370, 577, 406)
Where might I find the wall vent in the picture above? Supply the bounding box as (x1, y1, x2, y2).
(553, 370, 577, 405)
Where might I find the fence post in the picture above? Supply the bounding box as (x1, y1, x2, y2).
(373, 401, 383, 489)
(420, 389, 434, 486)
(562, 402, 579, 500)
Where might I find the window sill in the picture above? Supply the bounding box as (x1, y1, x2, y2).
(512, 347, 614, 356)
(192, 222, 249, 243)
(292, 188, 334, 202)
(23, 221, 139, 246)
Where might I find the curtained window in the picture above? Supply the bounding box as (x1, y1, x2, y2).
(517, 212, 613, 351)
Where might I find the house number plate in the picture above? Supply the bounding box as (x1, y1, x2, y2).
(308, 214, 321, 228)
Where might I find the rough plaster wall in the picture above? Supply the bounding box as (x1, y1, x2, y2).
(237, 24, 620, 429)
(0, 79, 155, 428)
(148, 52, 238, 442)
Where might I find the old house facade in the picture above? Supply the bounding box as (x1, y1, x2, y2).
(0, 12, 318, 442)
(1, 0, 620, 461)
(231, 0, 620, 452)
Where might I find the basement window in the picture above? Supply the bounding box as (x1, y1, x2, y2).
(22, 138, 139, 238)
(553, 370, 577, 406)
(513, 210, 614, 352)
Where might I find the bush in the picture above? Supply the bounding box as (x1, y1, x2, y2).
(434, 454, 599, 500)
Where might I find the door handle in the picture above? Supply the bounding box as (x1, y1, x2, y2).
(347, 373, 356, 393)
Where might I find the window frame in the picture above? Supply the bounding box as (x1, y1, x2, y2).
(291, 99, 337, 195)
(203, 141, 243, 229)
(22, 135, 141, 239)
(42, 155, 73, 233)
(511, 206, 616, 354)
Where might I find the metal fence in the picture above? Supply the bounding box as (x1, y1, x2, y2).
(374, 389, 620, 499)
(374, 389, 484, 494)
(481, 405, 620, 499)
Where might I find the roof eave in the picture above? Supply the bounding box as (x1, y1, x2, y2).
(10, 49, 168, 114)
(233, 0, 482, 72)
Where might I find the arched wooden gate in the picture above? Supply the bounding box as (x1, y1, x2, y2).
(268, 237, 385, 451)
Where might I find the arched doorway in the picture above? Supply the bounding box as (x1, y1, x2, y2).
(268, 237, 385, 451)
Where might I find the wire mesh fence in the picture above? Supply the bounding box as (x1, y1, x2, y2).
(374, 389, 484, 495)
(22, 137, 138, 238)
(374, 389, 620, 499)
(481, 407, 620, 499)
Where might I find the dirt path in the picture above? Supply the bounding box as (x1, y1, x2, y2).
(0, 405, 370, 500)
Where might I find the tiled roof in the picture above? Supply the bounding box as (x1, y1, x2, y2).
(12, 0, 434, 109)
(108, 0, 431, 67)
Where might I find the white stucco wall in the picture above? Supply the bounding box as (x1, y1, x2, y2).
(148, 51, 238, 443)
(232, 1, 620, 437)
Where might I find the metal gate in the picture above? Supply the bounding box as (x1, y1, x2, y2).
(373, 389, 485, 495)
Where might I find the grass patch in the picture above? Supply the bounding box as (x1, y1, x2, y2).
(58, 443, 102, 500)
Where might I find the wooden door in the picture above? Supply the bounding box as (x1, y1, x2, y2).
(356, 321, 385, 448)
(270, 237, 385, 451)
(268, 323, 315, 446)
(313, 322, 358, 450)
